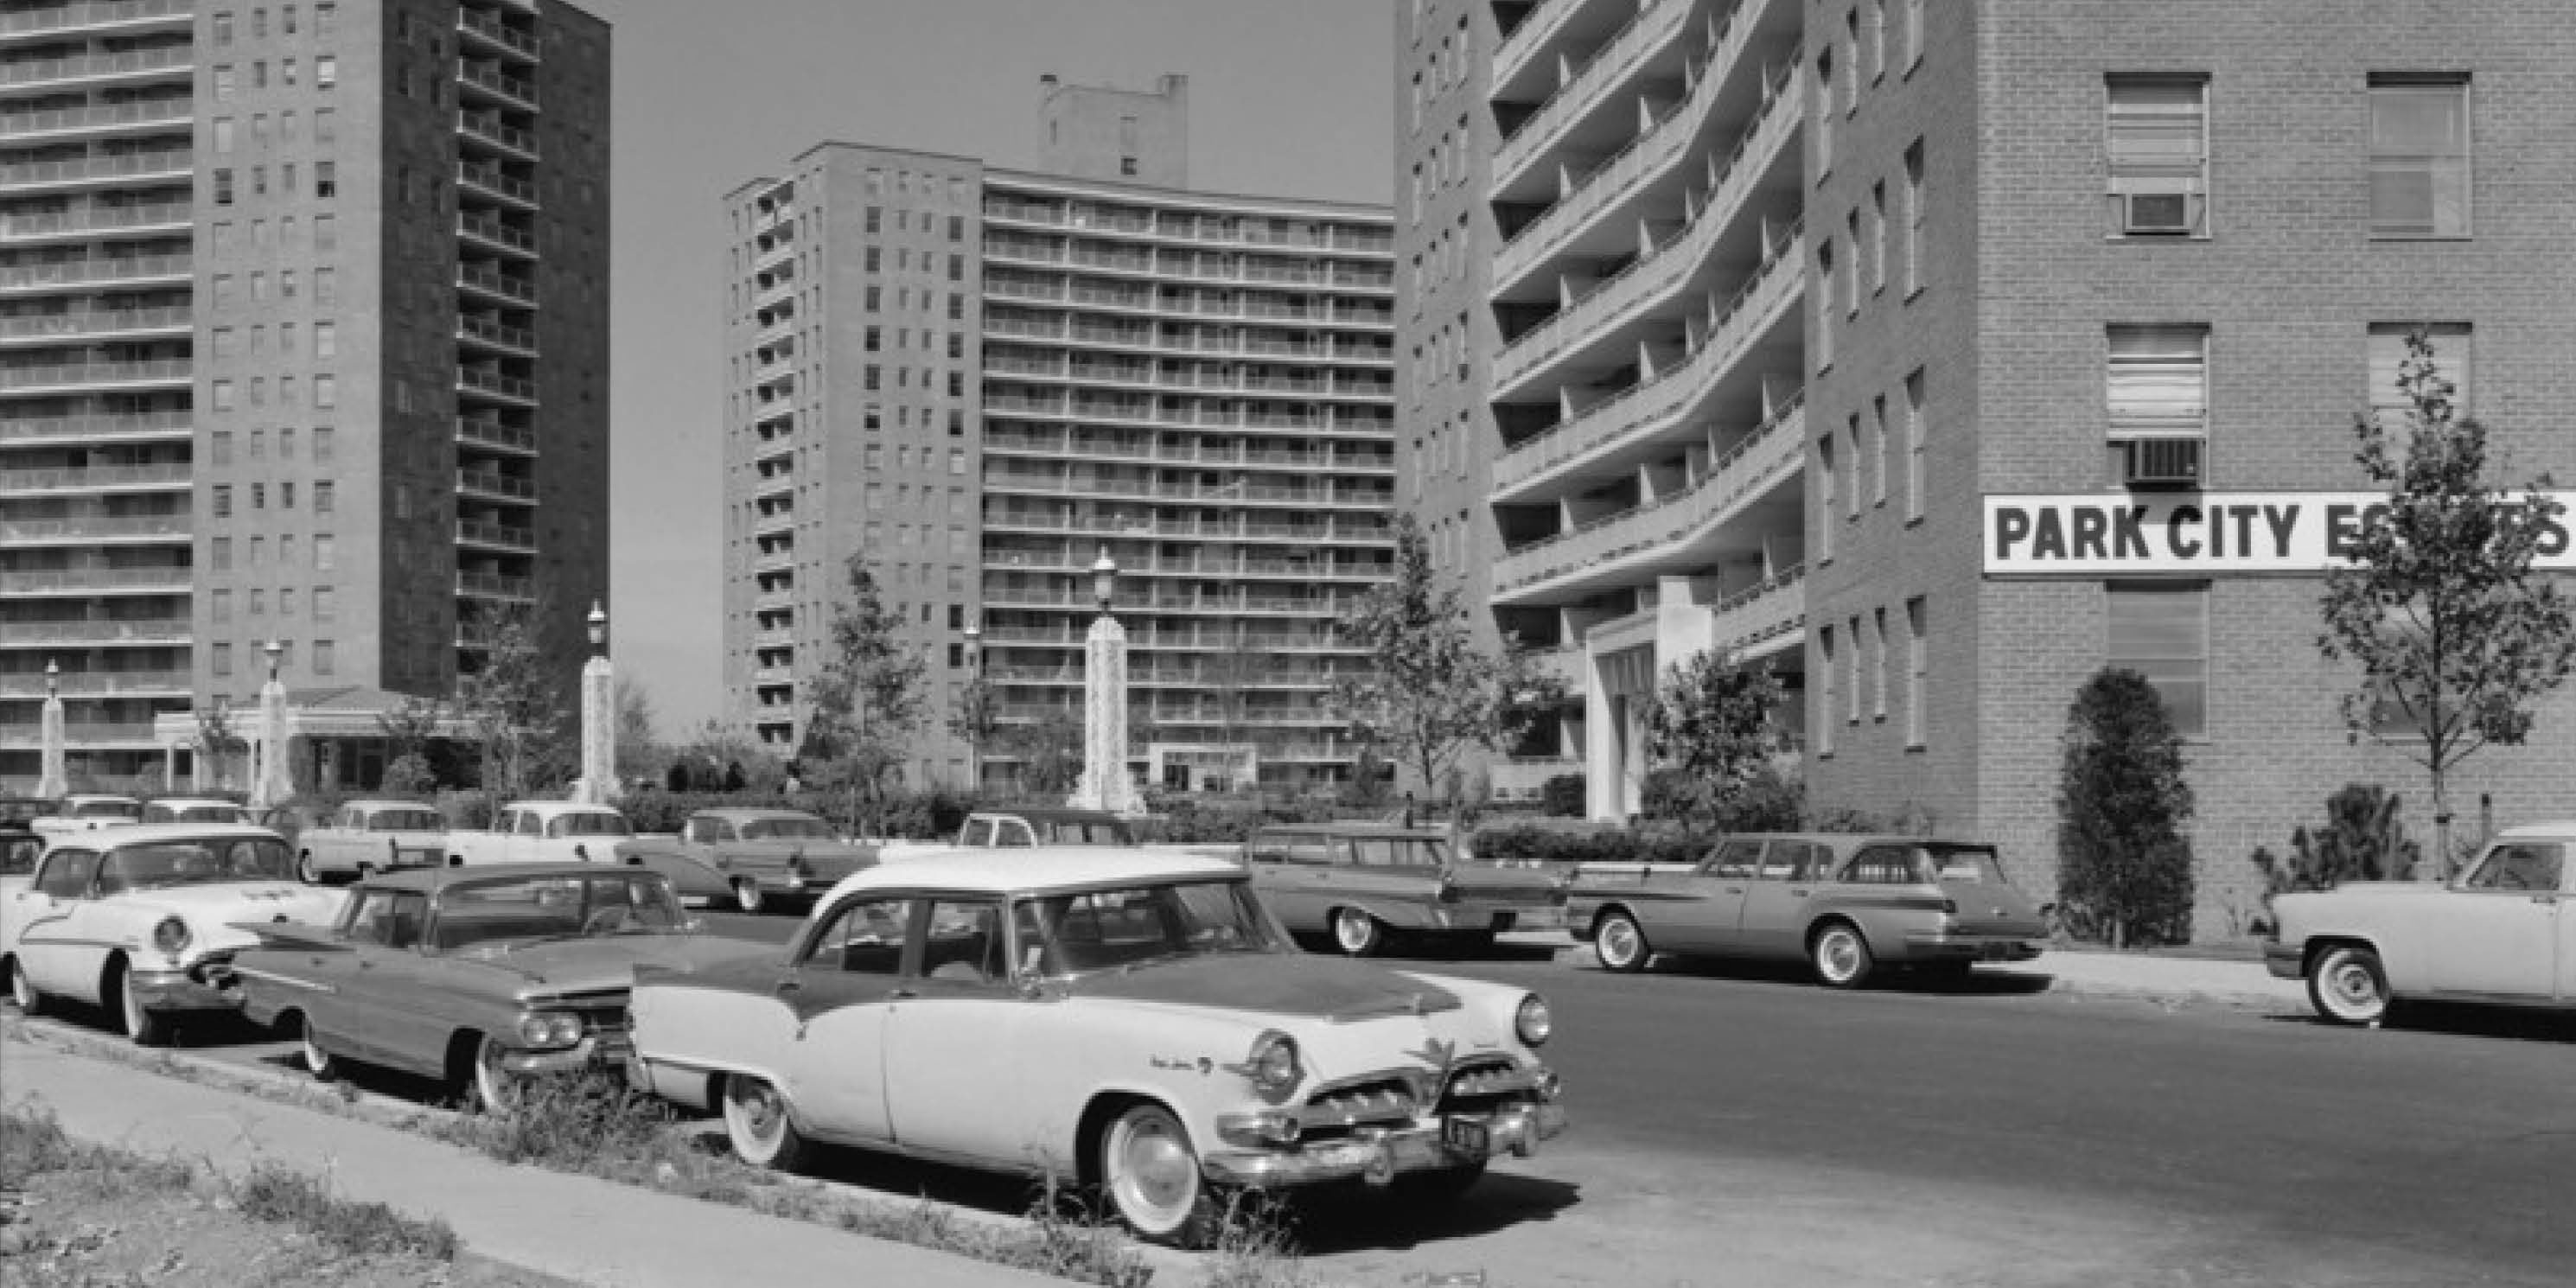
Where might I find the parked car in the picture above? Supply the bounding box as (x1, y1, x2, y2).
(233, 863, 764, 1108)
(445, 801, 633, 867)
(1568, 833, 2050, 987)
(29, 794, 143, 839)
(625, 848, 1567, 1247)
(0, 819, 40, 884)
(957, 807, 1137, 848)
(0, 824, 344, 1043)
(2264, 820, 2574, 1024)
(292, 800, 450, 884)
(141, 798, 260, 826)
(1240, 824, 1571, 957)
(614, 808, 878, 913)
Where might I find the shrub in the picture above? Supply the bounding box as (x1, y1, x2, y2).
(1539, 773, 1586, 817)
(380, 752, 438, 798)
(2055, 668, 2197, 948)
(1470, 823, 1707, 865)
(236, 1163, 460, 1260)
(2251, 782, 2423, 908)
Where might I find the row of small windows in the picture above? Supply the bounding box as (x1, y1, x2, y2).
(1814, 368, 1926, 564)
(1814, 593, 1929, 756)
(2102, 75, 2471, 239)
(211, 161, 337, 204)
(210, 5, 336, 43)
(208, 372, 335, 411)
(209, 108, 335, 152)
(207, 532, 333, 573)
(210, 56, 337, 99)
(1814, 139, 1924, 370)
(209, 585, 335, 624)
(209, 478, 331, 515)
(210, 638, 335, 679)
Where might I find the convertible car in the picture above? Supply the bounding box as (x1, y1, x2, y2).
(233, 863, 766, 1109)
(625, 848, 1568, 1247)
(1, 824, 344, 1043)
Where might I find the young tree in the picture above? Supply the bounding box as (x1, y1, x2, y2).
(1329, 514, 1561, 813)
(803, 555, 928, 835)
(456, 604, 573, 802)
(999, 711, 1085, 797)
(2056, 668, 2197, 948)
(1643, 650, 1785, 831)
(613, 678, 664, 784)
(2251, 782, 2424, 911)
(194, 703, 249, 791)
(373, 693, 446, 797)
(947, 670, 1000, 794)
(2318, 330, 2574, 874)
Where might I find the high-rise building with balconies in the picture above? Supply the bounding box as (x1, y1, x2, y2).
(1418, 0, 2574, 926)
(3, 0, 611, 793)
(721, 83, 1397, 794)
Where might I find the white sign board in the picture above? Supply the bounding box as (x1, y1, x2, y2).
(1983, 492, 2576, 577)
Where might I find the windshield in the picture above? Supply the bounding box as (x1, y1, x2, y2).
(1017, 879, 1283, 975)
(546, 813, 634, 838)
(1041, 819, 1132, 845)
(97, 838, 294, 891)
(1350, 837, 1450, 867)
(73, 800, 142, 820)
(742, 816, 834, 840)
(1925, 846, 2009, 884)
(368, 808, 444, 832)
(429, 872, 685, 953)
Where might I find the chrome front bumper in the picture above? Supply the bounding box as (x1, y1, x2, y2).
(498, 1034, 634, 1077)
(1430, 902, 1567, 933)
(1899, 932, 2045, 962)
(125, 966, 242, 1014)
(1203, 1100, 1568, 1189)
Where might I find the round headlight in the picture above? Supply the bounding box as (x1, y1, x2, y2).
(1514, 993, 1553, 1048)
(1245, 1030, 1301, 1095)
(151, 915, 192, 955)
(518, 1011, 583, 1049)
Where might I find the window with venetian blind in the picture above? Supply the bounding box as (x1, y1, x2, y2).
(2369, 78, 2471, 238)
(2366, 322, 2470, 420)
(2107, 583, 2208, 739)
(2106, 325, 2209, 486)
(2105, 77, 2209, 237)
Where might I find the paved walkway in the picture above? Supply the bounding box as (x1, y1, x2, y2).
(2002, 947, 2304, 1011)
(0, 1038, 1060, 1288)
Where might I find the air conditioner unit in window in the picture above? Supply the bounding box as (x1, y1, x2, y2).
(2123, 191, 2193, 235)
(2125, 437, 2203, 489)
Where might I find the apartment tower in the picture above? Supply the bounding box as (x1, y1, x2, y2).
(722, 79, 1398, 793)
(2, 0, 611, 792)
(1416, 0, 2573, 925)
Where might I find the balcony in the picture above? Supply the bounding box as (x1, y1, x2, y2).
(1708, 563, 1806, 658)
(3, 410, 189, 445)
(1, 358, 192, 394)
(1492, 0, 1693, 194)
(0, 147, 193, 194)
(457, 572, 536, 602)
(752, 547, 794, 574)
(0, 668, 187, 697)
(456, 110, 540, 162)
(456, 417, 537, 455)
(752, 507, 794, 537)
(980, 430, 1393, 474)
(456, 469, 537, 501)
(458, 210, 538, 257)
(1491, 238, 1803, 499)
(1493, 398, 1804, 605)
(2, 1, 195, 40)
(751, 666, 794, 686)
(0, 97, 194, 141)
(981, 470, 1392, 510)
(456, 160, 539, 210)
(0, 252, 189, 291)
(1490, 0, 1587, 92)
(979, 511, 1392, 546)
(0, 462, 192, 494)
(456, 519, 537, 552)
(456, 365, 538, 405)
(0, 720, 164, 749)
(0, 616, 188, 644)
(1494, 22, 1797, 294)
(0, 565, 189, 594)
(1, 513, 189, 543)
(455, 59, 539, 111)
(0, 45, 192, 90)
(457, 313, 538, 355)
(455, 7, 541, 61)
(0, 201, 190, 242)
(1493, 87, 1803, 393)
(0, 305, 191, 343)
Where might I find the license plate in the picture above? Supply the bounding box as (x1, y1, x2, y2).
(1980, 942, 2012, 961)
(1441, 1115, 1489, 1158)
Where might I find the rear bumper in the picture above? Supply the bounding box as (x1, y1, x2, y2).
(1430, 901, 1567, 934)
(2262, 943, 2305, 979)
(1203, 1100, 1567, 1189)
(1898, 932, 2045, 963)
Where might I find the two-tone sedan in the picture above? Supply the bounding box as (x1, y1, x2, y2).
(615, 808, 877, 913)
(626, 849, 1567, 1247)
(1242, 825, 1571, 957)
(291, 800, 450, 884)
(233, 864, 765, 1109)
(1, 824, 344, 1043)
(1571, 833, 2050, 988)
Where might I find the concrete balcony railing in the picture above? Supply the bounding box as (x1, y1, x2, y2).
(456, 110, 539, 160)
(455, 7, 541, 61)
(0, 45, 192, 89)
(458, 210, 538, 255)
(456, 572, 536, 602)
(3, 410, 189, 443)
(455, 58, 539, 109)
(980, 431, 1393, 474)
(0, 566, 189, 593)
(456, 519, 537, 551)
(0, 97, 194, 139)
(0, 201, 191, 240)
(0, 305, 191, 341)
(0, 668, 188, 697)
(0, 147, 194, 190)
(0, 358, 192, 392)
(2, 514, 190, 542)
(983, 549, 1388, 583)
(1494, 397, 1804, 600)
(456, 366, 538, 404)
(0, 462, 192, 492)
(456, 160, 539, 208)
(0, 252, 189, 290)
(1494, 84, 1804, 393)
(1708, 563, 1807, 656)
(458, 314, 538, 354)
(981, 471, 1392, 509)
(1492, 238, 1803, 498)
(0, 616, 189, 644)
(456, 469, 537, 501)
(1495, 23, 1795, 292)
(1493, 0, 1693, 191)
(980, 511, 1391, 545)
(979, 623, 1358, 654)
(0, 0, 193, 38)
(1491, 0, 1583, 90)
(979, 585, 1360, 617)
(456, 417, 537, 454)
(750, 666, 795, 686)
(0, 720, 167, 748)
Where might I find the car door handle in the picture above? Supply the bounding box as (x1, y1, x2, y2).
(1789, 889, 1810, 897)
(775, 978, 801, 994)
(1723, 886, 1744, 895)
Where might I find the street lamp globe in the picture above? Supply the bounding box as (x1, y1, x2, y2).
(587, 600, 608, 654)
(1091, 547, 1118, 615)
(262, 638, 284, 679)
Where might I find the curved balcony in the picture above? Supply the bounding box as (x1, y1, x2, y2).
(456, 416, 537, 455)
(0, 147, 194, 194)
(457, 572, 536, 603)
(1495, 18, 1795, 295)
(1, 201, 191, 243)
(1492, 0, 1692, 195)
(3, 410, 190, 445)
(456, 160, 539, 211)
(0, 305, 192, 343)
(1493, 399, 1803, 604)
(0, 45, 193, 91)
(0, 462, 192, 494)
(0, 253, 189, 291)
(1492, 235, 1801, 500)
(456, 519, 537, 552)
(457, 110, 540, 163)
(456, 469, 537, 501)
(980, 470, 1393, 510)
(0, 566, 189, 595)
(0, 97, 194, 141)
(1709, 563, 1805, 658)
(2, 1, 195, 41)
(458, 313, 538, 357)
(1, 358, 192, 394)
(456, 7, 541, 62)
(1492, 83, 1801, 396)
(0, 669, 188, 698)
(458, 210, 538, 258)
(0, 616, 189, 644)
(1, 514, 190, 544)
(1492, 0, 1595, 95)
(456, 58, 539, 112)
(456, 365, 538, 407)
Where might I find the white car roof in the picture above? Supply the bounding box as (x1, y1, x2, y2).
(63, 794, 140, 807)
(502, 801, 626, 817)
(345, 799, 442, 813)
(150, 798, 246, 809)
(2496, 820, 2576, 841)
(820, 846, 1242, 902)
(43, 823, 284, 850)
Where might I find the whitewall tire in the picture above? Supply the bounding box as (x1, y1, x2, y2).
(1809, 922, 1875, 990)
(1329, 908, 1385, 958)
(721, 1073, 810, 1170)
(1594, 910, 1651, 973)
(2308, 944, 2392, 1026)
(1100, 1102, 1217, 1248)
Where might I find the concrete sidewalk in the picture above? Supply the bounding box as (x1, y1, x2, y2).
(0, 1037, 1059, 1288)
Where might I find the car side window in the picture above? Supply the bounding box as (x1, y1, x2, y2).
(1791, 843, 1837, 881)
(803, 896, 913, 974)
(705, 819, 736, 843)
(960, 819, 995, 847)
(1707, 840, 1764, 879)
(1845, 845, 1925, 884)
(2465, 843, 2566, 894)
(35, 849, 99, 898)
(1, 838, 39, 877)
(508, 812, 537, 836)
(1756, 844, 1801, 880)
(919, 899, 1005, 985)
(996, 820, 1035, 848)
(345, 890, 405, 945)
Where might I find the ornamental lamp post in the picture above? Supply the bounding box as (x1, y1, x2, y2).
(1092, 548, 1118, 615)
(962, 619, 984, 793)
(1069, 548, 1141, 814)
(576, 599, 618, 804)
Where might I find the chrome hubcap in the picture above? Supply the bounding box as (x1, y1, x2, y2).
(2329, 964, 2376, 1009)
(1822, 934, 1858, 978)
(1118, 1119, 1195, 1220)
(737, 1084, 780, 1141)
(1602, 920, 1638, 964)
(1336, 914, 1368, 951)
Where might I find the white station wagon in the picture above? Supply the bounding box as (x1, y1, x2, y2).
(293, 800, 450, 883)
(1, 824, 344, 1043)
(626, 848, 1568, 1247)
(2266, 820, 2576, 1023)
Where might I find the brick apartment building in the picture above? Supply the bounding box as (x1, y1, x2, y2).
(720, 77, 1399, 793)
(1407, 0, 2575, 927)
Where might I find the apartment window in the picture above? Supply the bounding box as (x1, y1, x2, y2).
(1905, 0, 1922, 68)
(1869, 182, 1887, 292)
(211, 430, 233, 464)
(313, 374, 335, 408)
(865, 286, 881, 310)
(313, 428, 333, 464)
(2369, 77, 2471, 238)
(2367, 323, 2471, 418)
(212, 484, 233, 517)
(947, 214, 963, 241)
(213, 643, 233, 678)
(214, 65, 235, 100)
(313, 641, 334, 677)
(1843, 213, 1861, 315)
(214, 11, 233, 42)
(1903, 368, 1926, 522)
(1869, 0, 1886, 80)
(315, 55, 335, 89)
(949, 450, 966, 475)
(1814, 52, 1834, 173)
(314, 321, 335, 357)
(313, 535, 333, 570)
(315, 2, 332, 34)
(864, 366, 880, 391)
(864, 325, 881, 352)
(2106, 325, 2208, 481)
(212, 590, 232, 623)
(315, 161, 335, 198)
(1815, 433, 1837, 562)
(214, 118, 235, 153)
(315, 268, 335, 304)
(212, 380, 236, 412)
(250, 481, 265, 510)
(2107, 583, 2209, 738)
(1903, 140, 1924, 296)
(1870, 394, 1888, 507)
(1872, 606, 1890, 720)
(313, 481, 334, 513)
(2106, 77, 2209, 237)
(213, 169, 234, 206)
(1846, 615, 1865, 724)
(314, 107, 333, 142)
(865, 207, 881, 233)
(279, 481, 294, 509)
(1814, 244, 1835, 369)
(865, 246, 881, 272)
(314, 587, 333, 622)
(1817, 626, 1837, 756)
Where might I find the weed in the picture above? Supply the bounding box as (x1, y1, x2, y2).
(1203, 1189, 1316, 1288)
(431, 1066, 674, 1168)
(233, 1162, 461, 1261)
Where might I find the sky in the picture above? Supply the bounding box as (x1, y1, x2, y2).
(577, 0, 1398, 735)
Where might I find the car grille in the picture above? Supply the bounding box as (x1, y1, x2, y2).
(1436, 1057, 1531, 1114)
(1300, 1077, 1419, 1137)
